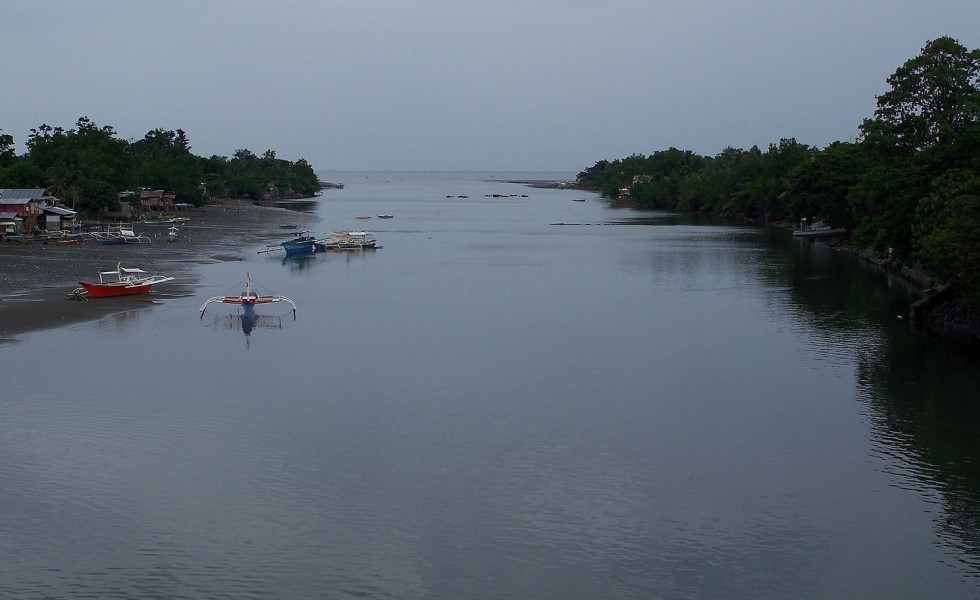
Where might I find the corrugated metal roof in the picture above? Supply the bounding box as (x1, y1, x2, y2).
(43, 205, 76, 216)
(0, 212, 24, 220)
(0, 188, 49, 201)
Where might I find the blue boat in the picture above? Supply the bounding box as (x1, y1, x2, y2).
(281, 233, 316, 256)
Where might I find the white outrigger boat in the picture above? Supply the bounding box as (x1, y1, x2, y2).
(199, 274, 297, 321)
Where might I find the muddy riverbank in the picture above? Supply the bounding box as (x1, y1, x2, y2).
(0, 199, 317, 341)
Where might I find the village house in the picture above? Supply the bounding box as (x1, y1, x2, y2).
(139, 189, 175, 212)
(113, 189, 176, 219)
(42, 205, 79, 232)
(0, 188, 47, 233)
(0, 188, 78, 234)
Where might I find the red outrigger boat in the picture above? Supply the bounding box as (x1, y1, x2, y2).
(199, 273, 297, 319)
(77, 263, 175, 298)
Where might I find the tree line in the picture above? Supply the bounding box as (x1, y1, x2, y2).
(0, 117, 320, 214)
(576, 37, 980, 312)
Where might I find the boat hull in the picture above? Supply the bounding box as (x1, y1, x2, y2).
(96, 237, 127, 245)
(79, 281, 154, 298)
(282, 241, 315, 256)
(54, 237, 85, 245)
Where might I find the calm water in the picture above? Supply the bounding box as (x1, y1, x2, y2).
(2, 171, 979, 599)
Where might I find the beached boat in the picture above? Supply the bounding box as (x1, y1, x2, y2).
(94, 225, 151, 245)
(143, 217, 190, 226)
(76, 263, 175, 298)
(53, 234, 86, 245)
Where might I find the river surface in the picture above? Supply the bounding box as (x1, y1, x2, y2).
(2, 171, 979, 599)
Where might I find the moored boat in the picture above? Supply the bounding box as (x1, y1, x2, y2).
(282, 232, 317, 256)
(76, 263, 174, 298)
(314, 230, 380, 251)
(257, 231, 317, 256)
(199, 274, 297, 336)
(93, 224, 151, 245)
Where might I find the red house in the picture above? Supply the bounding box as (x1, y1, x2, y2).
(0, 189, 56, 233)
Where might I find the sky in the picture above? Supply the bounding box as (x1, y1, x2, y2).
(3, 1, 980, 172)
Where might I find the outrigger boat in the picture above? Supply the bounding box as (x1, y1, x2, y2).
(143, 216, 190, 226)
(314, 230, 380, 251)
(53, 233, 86, 245)
(75, 263, 175, 298)
(93, 224, 151, 245)
(199, 273, 297, 321)
(258, 230, 317, 256)
(282, 236, 316, 256)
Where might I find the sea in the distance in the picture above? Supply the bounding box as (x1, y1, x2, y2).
(1, 170, 979, 599)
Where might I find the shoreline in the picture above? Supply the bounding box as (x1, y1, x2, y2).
(610, 190, 980, 343)
(0, 199, 317, 343)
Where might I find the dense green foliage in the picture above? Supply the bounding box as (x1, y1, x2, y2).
(577, 36, 980, 310)
(0, 117, 320, 215)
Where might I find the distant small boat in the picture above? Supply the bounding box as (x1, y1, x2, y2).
(143, 217, 189, 226)
(377, 214, 394, 219)
(356, 215, 372, 220)
(792, 221, 846, 238)
(76, 263, 174, 298)
(279, 224, 299, 229)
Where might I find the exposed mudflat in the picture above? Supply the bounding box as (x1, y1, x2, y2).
(0, 200, 316, 340)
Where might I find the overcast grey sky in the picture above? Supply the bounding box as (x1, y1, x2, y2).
(3, 1, 979, 172)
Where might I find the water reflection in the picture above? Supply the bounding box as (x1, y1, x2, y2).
(94, 307, 146, 333)
(623, 214, 980, 577)
(203, 311, 287, 347)
(280, 253, 319, 270)
(767, 226, 980, 575)
(857, 330, 980, 573)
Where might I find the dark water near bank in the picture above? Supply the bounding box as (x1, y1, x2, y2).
(2, 171, 980, 599)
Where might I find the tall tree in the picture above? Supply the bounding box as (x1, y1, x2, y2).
(0, 128, 15, 167)
(786, 141, 866, 230)
(860, 36, 980, 155)
(131, 128, 203, 203)
(855, 37, 980, 259)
